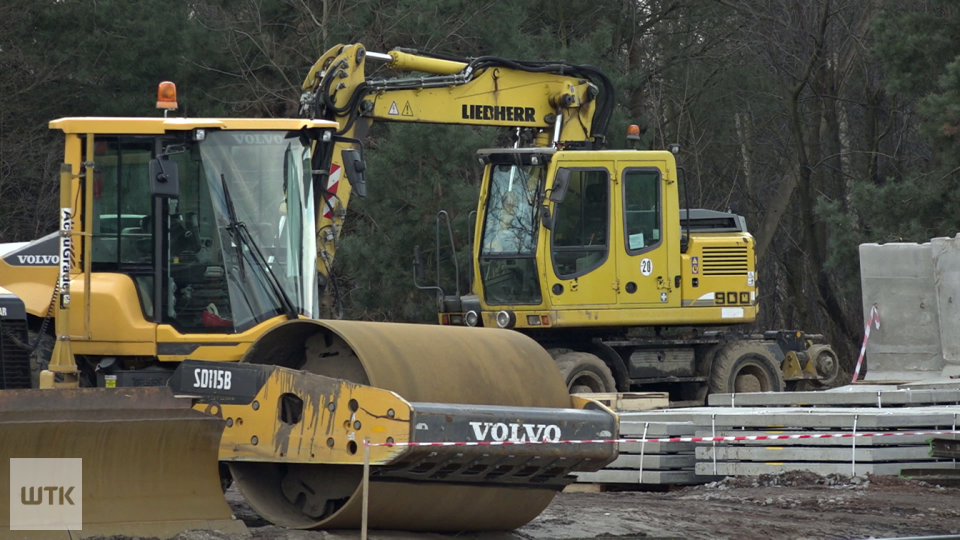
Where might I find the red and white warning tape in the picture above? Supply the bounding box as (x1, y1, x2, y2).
(852, 304, 881, 383)
(363, 429, 960, 447)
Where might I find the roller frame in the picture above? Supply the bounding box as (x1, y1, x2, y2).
(169, 360, 618, 488)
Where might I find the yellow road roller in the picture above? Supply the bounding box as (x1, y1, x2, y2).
(0, 104, 617, 538)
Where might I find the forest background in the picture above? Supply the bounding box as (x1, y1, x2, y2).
(2, 0, 959, 364)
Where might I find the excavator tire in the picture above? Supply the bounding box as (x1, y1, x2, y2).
(0, 386, 245, 539)
(229, 319, 572, 532)
(554, 351, 617, 393)
(807, 344, 843, 388)
(709, 340, 785, 394)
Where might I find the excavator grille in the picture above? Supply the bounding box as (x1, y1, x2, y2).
(701, 246, 749, 276)
(0, 319, 31, 389)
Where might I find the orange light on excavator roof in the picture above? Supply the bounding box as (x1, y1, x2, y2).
(157, 81, 178, 110)
(627, 124, 641, 141)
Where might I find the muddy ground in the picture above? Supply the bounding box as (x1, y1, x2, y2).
(169, 472, 960, 540)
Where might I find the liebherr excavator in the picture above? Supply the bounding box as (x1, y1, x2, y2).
(0, 88, 617, 536)
(297, 44, 842, 402)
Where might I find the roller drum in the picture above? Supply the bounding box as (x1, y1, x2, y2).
(231, 319, 571, 531)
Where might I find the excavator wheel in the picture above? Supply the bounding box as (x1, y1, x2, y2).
(553, 350, 617, 393)
(228, 319, 573, 531)
(709, 340, 785, 394)
(807, 344, 843, 388)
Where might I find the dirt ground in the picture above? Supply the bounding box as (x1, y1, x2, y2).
(172, 472, 960, 540)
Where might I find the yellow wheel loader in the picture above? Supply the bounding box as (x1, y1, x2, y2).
(0, 94, 618, 537)
(298, 44, 843, 403)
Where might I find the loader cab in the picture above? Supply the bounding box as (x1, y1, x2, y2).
(50, 118, 336, 343)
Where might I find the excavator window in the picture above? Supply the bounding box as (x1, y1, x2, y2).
(477, 163, 544, 305)
(622, 168, 661, 254)
(550, 168, 609, 279)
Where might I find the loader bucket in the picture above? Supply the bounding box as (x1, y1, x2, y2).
(0, 386, 246, 539)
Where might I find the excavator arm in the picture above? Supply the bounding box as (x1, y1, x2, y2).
(298, 43, 613, 302)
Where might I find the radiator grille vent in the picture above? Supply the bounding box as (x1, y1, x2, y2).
(701, 246, 749, 276)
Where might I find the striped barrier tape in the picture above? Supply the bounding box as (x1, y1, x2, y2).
(852, 304, 881, 383)
(363, 429, 960, 447)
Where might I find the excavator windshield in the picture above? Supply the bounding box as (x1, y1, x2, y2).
(478, 163, 545, 305)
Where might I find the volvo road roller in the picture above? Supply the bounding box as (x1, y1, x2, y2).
(0, 85, 618, 538)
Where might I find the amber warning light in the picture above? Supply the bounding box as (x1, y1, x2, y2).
(157, 81, 178, 110)
(627, 124, 641, 142)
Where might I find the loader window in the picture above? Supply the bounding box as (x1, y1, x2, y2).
(91, 138, 154, 268)
(623, 168, 661, 254)
(551, 169, 609, 279)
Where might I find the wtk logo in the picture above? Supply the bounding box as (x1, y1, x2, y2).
(9, 458, 82, 530)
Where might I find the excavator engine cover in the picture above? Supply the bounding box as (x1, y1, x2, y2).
(226, 319, 605, 531)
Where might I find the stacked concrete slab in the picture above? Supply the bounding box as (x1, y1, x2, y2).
(859, 235, 960, 379)
(574, 421, 718, 485)
(590, 388, 960, 482)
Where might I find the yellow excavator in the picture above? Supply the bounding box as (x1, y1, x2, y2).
(299, 44, 841, 403)
(0, 86, 618, 537)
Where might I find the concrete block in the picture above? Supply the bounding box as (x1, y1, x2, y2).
(931, 235, 960, 377)
(707, 388, 960, 408)
(694, 430, 939, 447)
(859, 242, 943, 379)
(695, 445, 937, 462)
(695, 460, 958, 477)
(605, 454, 696, 469)
(575, 469, 715, 485)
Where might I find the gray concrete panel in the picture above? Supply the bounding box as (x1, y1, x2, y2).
(695, 445, 937, 462)
(575, 469, 715, 485)
(619, 421, 696, 436)
(859, 242, 943, 379)
(695, 461, 958, 477)
(605, 454, 696, 469)
(619, 441, 696, 453)
(694, 430, 942, 447)
(932, 235, 960, 377)
(620, 406, 960, 428)
(707, 388, 960, 407)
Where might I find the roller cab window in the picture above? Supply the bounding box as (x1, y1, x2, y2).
(89, 129, 326, 334)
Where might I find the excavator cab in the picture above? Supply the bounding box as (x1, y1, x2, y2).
(432, 147, 758, 332)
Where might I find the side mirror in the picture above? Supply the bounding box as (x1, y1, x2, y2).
(413, 245, 425, 282)
(149, 157, 179, 198)
(549, 168, 571, 203)
(539, 204, 554, 230)
(341, 149, 367, 198)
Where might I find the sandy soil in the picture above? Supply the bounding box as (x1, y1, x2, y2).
(176, 473, 960, 540)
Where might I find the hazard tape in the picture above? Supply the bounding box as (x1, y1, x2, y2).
(852, 304, 881, 383)
(363, 429, 960, 447)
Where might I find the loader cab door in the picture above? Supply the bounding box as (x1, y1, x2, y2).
(615, 160, 679, 307)
(546, 164, 618, 307)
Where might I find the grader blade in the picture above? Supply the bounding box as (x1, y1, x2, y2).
(0, 386, 246, 539)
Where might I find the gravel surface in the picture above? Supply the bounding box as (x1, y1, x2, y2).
(166, 473, 960, 540)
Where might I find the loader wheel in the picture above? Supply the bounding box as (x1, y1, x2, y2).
(554, 352, 616, 394)
(27, 330, 54, 389)
(709, 341, 785, 394)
